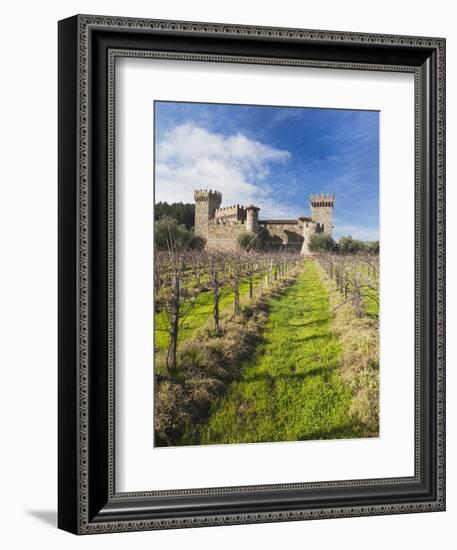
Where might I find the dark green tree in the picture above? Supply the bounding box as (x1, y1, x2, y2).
(154, 217, 204, 251)
(154, 201, 195, 229)
(237, 231, 257, 251)
(338, 235, 365, 254)
(364, 240, 380, 255)
(308, 233, 335, 252)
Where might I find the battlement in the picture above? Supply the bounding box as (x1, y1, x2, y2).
(209, 218, 245, 226)
(194, 189, 223, 203)
(211, 205, 246, 226)
(310, 193, 335, 207)
(214, 204, 246, 221)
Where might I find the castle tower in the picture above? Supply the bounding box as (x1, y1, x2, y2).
(310, 193, 335, 236)
(193, 189, 222, 238)
(245, 205, 260, 233)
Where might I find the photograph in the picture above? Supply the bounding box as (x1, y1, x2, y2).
(153, 101, 380, 447)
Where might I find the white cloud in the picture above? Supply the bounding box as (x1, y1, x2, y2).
(155, 123, 291, 216)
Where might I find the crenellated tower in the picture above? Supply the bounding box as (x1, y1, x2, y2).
(245, 205, 260, 233)
(193, 189, 222, 238)
(310, 193, 335, 237)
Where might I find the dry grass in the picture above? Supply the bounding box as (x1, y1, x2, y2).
(154, 268, 302, 446)
(317, 261, 379, 436)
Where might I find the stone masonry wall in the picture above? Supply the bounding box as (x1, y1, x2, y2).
(310, 194, 335, 237)
(260, 223, 304, 249)
(206, 223, 247, 252)
(214, 205, 246, 222)
(194, 190, 222, 238)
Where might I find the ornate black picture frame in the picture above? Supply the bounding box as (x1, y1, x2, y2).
(58, 14, 445, 534)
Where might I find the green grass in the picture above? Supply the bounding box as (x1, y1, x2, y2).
(187, 259, 365, 445)
(359, 272, 379, 319)
(362, 286, 379, 319)
(355, 262, 379, 319)
(155, 274, 261, 350)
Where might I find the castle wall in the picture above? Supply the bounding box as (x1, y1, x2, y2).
(310, 206, 333, 235)
(193, 190, 335, 254)
(260, 222, 304, 250)
(301, 220, 319, 255)
(262, 223, 302, 238)
(214, 205, 246, 222)
(206, 223, 246, 252)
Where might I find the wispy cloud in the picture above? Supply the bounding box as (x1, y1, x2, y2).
(154, 103, 380, 240)
(155, 123, 292, 217)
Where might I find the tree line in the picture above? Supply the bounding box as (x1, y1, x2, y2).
(155, 216, 204, 251)
(309, 233, 379, 255)
(155, 227, 301, 372)
(155, 201, 195, 230)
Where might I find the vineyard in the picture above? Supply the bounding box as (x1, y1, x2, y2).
(154, 249, 379, 447)
(154, 249, 302, 372)
(316, 253, 379, 319)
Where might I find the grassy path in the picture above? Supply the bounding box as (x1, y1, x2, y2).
(155, 274, 261, 350)
(195, 260, 364, 444)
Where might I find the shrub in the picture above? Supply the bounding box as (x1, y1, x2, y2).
(338, 236, 379, 255)
(154, 380, 188, 446)
(364, 240, 380, 255)
(308, 233, 335, 252)
(154, 216, 205, 251)
(154, 201, 195, 229)
(237, 231, 257, 250)
(338, 235, 365, 254)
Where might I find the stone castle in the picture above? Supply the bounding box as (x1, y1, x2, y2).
(194, 189, 335, 255)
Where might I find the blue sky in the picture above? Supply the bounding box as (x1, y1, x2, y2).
(155, 101, 379, 241)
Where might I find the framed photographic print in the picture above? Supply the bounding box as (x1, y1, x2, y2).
(58, 14, 446, 534)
